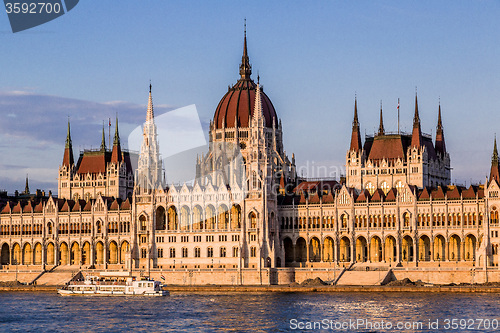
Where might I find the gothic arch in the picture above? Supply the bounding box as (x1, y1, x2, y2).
(33, 242, 43, 265)
(82, 241, 91, 265)
(248, 210, 258, 229)
(283, 237, 294, 264)
(70, 242, 80, 265)
(464, 234, 476, 261)
(59, 242, 69, 265)
(109, 241, 118, 264)
(205, 205, 216, 230)
(309, 237, 321, 262)
(180, 206, 190, 231)
(156, 205, 166, 230)
(1, 243, 9, 265)
(46, 242, 55, 265)
(95, 241, 104, 264)
(230, 204, 241, 229)
(120, 241, 130, 264)
(323, 236, 334, 262)
(218, 204, 229, 230)
(22, 242, 32, 265)
(192, 205, 203, 230)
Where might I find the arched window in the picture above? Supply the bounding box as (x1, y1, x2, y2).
(490, 207, 498, 225)
(249, 212, 257, 229)
(365, 182, 375, 195)
(341, 214, 348, 229)
(403, 212, 410, 228)
(182, 247, 188, 258)
(194, 247, 201, 258)
(207, 247, 213, 258)
(232, 247, 239, 257)
(169, 247, 175, 258)
(250, 246, 257, 257)
(220, 247, 226, 257)
(395, 180, 404, 193)
(139, 215, 147, 231)
(47, 222, 52, 235)
(380, 181, 390, 195)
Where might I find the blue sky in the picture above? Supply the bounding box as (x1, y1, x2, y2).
(0, 1, 499, 193)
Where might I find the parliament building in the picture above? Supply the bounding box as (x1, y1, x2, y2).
(1, 32, 499, 285)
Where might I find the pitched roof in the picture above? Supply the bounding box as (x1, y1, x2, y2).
(356, 189, 369, 202)
(385, 188, 397, 201)
(23, 201, 33, 213)
(76, 151, 110, 174)
(446, 186, 461, 200)
(366, 134, 411, 163)
(462, 186, 477, 199)
(1, 201, 12, 214)
(120, 198, 131, 210)
(370, 189, 384, 202)
(431, 186, 446, 200)
(12, 202, 22, 213)
(418, 187, 431, 201)
(34, 202, 44, 213)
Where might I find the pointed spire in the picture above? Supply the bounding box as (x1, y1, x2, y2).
(65, 118, 72, 149)
(435, 102, 446, 155)
(493, 135, 498, 165)
(411, 92, 423, 148)
(147, 83, 154, 122)
(111, 115, 122, 163)
(437, 101, 443, 130)
(62, 118, 74, 167)
(100, 124, 106, 152)
(350, 97, 362, 152)
(24, 174, 30, 195)
(253, 83, 264, 126)
(490, 135, 500, 184)
(239, 20, 252, 80)
(378, 101, 385, 136)
(113, 115, 120, 146)
(413, 92, 420, 125)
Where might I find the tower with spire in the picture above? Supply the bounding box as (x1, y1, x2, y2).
(346, 94, 451, 192)
(135, 84, 164, 192)
(346, 97, 364, 188)
(58, 116, 133, 200)
(58, 119, 75, 199)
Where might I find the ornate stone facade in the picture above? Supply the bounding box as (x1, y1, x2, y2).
(1, 34, 499, 285)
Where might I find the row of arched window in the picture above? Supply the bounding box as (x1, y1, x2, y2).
(154, 205, 243, 231)
(281, 211, 487, 230)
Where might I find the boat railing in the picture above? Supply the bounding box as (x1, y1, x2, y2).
(69, 280, 127, 286)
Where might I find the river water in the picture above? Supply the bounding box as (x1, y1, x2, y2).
(0, 292, 498, 332)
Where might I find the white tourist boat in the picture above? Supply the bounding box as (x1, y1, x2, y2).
(58, 272, 169, 297)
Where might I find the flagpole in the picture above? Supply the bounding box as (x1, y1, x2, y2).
(108, 118, 111, 150)
(397, 98, 400, 135)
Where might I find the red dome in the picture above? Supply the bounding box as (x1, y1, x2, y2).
(213, 79, 278, 129)
(213, 33, 278, 129)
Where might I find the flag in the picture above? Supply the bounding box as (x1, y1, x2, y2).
(161, 275, 165, 280)
(109, 118, 111, 127)
(397, 99, 400, 111)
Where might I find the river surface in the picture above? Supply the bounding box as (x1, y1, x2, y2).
(0, 292, 498, 332)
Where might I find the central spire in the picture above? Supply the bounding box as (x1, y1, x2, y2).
(378, 101, 385, 136)
(435, 102, 447, 155)
(239, 21, 252, 80)
(100, 124, 106, 152)
(147, 83, 154, 122)
(62, 119, 74, 167)
(411, 93, 423, 148)
(490, 136, 500, 184)
(349, 97, 362, 152)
